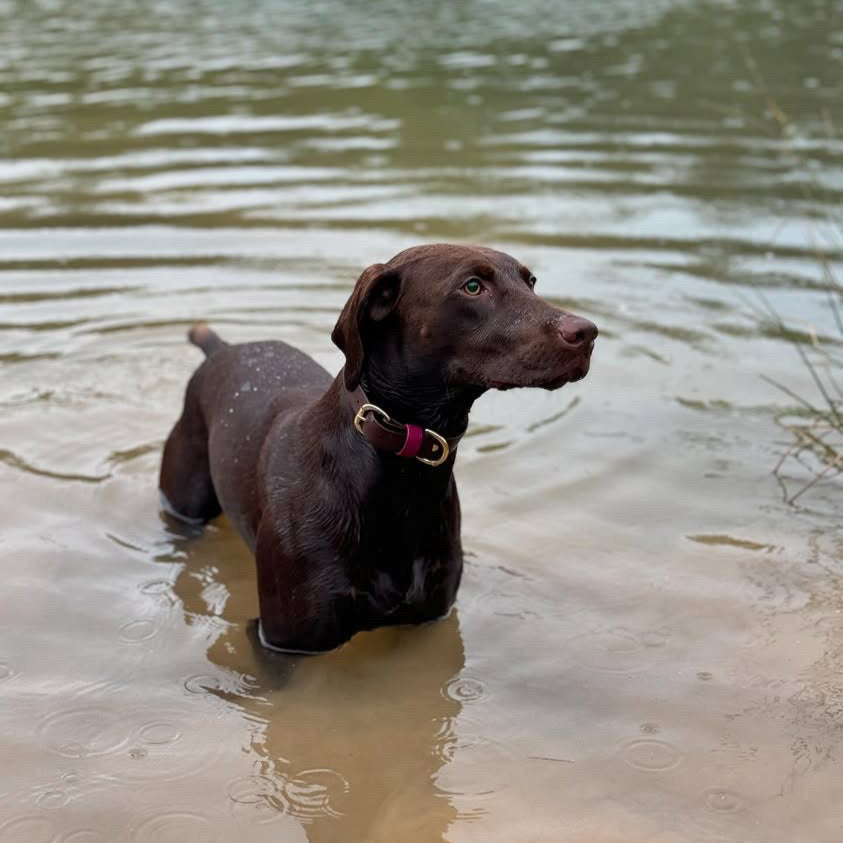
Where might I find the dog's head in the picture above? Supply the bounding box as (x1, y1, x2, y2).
(332, 244, 597, 394)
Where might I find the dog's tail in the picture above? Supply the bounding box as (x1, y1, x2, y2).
(188, 322, 226, 357)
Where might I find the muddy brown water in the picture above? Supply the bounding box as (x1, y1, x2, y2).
(1, 1, 842, 841)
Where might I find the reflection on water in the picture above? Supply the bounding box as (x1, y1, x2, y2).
(159, 515, 466, 841)
(1, 0, 842, 840)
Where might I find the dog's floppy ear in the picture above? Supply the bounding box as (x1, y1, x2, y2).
(331, 263, 402, 391)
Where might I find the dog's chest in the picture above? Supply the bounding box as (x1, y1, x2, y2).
(346, 479, 458, 621)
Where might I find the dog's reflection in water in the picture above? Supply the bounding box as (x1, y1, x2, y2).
(159, 514, 466, 843)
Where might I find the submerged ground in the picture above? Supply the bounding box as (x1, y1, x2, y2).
(1, 0, 842, 840)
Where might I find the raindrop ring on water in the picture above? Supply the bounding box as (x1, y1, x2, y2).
(140, 580, 173, 595)
(226, 775, 288, 826)
(119, 619, 158, 644)
(570, 628, 651, 673)
(0, 816, 58, 843)
(136, 720, 182, 746)
(131, 811, 218, 843)
(61, 831, 108, 843)
(704, 788, 744, 813)
(184, 674, 222, 695)
(442, 676, 488, 703)
(226, 774, 277, 805)
(38, 707, 129, 759)
(279, 768, 350, 822)
(621, 738, 683, 772)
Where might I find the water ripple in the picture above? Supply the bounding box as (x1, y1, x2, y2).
(131, 812, 218, 843)
(442, 675, 489, 704)
(37, 707, 130, 759)
(61, 832, 108, 843)
(435, 730, 517, 798)
(0, 449, 110, 484)
(276, 768, 350, 823)
(0, 816, 58, 843)
(621, 739, 683, 772)
(118, 619, 159, 644)
(704, 787, 745, 813)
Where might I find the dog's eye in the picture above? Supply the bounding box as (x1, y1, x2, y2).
(528, 275, 537, 289)
(463, 278, 483, 296)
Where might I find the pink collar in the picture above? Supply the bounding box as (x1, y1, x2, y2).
(349, 387, 464, 467)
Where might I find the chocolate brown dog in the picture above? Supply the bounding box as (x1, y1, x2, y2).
(160, 244, 597, 652)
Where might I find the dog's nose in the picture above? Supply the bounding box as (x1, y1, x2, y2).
(558, 314, 598, 348)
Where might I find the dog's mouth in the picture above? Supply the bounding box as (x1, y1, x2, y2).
(486, 351, 592, 392)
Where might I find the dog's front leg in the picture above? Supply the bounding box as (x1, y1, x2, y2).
(253, 518, 354, 654)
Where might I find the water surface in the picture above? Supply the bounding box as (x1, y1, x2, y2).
(1, 0, 842, 840)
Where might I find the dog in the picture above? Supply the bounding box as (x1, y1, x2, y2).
(160, 244, 597, 652)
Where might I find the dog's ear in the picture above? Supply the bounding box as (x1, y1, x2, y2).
(331, 263, 402, 391)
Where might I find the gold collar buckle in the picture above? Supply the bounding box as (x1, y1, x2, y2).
(417, 429, 449, 467)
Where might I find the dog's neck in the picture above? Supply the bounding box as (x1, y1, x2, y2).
(359, 361, 482, 439)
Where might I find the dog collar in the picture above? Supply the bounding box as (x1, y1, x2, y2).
(350, 387, 463, 467)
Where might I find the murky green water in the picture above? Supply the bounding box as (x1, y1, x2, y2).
(1, 0, 842, 840)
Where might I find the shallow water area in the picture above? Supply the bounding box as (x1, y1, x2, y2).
(1, 0, 843, 840)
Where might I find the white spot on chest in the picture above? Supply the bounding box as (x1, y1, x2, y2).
(363, 559, 429, 610)
(405, 558, 427, 603)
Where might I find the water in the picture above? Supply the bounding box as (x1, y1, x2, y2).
(1, 0, 842, 840)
